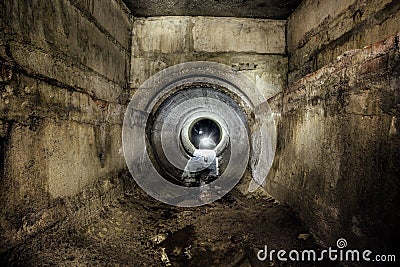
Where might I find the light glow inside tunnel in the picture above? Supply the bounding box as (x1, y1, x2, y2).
(122, 61, 277, 207)
(189, 119, 221, 149)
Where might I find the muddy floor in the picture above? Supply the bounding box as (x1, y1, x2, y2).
(1, 185, 338, 266)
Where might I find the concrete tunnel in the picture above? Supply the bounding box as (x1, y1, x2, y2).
(0, 0, 399, 266)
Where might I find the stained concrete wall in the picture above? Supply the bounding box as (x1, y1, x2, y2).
(0, 0, 132, 252)
(131, 16, 287, 100)
(287, 0, 400, 85)
(270, 0, 400, 250)
(267, 34, 400, 250)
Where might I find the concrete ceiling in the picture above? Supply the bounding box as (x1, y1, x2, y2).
(122, 0, 303, 19)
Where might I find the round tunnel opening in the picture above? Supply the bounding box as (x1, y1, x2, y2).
(123, 61, 277, 206)
(144, 85, 245, 188)
(189, 118, 221, 150)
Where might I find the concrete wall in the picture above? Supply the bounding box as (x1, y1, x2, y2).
(0, 0, 132, 252)
(270, 0, 400, 250)
(287, 0, 400, 85)
(267, 34, 400, 250)
(131, 16, 287, 100)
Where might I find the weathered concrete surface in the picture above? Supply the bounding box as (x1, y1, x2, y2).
(131, 17, 287, 100)
(133, 17, 190, 54)
(71, 0, 132, 50)
(287, 0, 400, 85)
(0, 0, 132, 99)
(0, 0, 132, 253)
(267, 35, 400, 251)
(192, 17, 286, 54)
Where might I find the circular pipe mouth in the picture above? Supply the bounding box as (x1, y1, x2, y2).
(145, 87, 239, 187)
(180, 112, 230, 157)
(123, 61, 277, 207)
(189, 118, 221, 149)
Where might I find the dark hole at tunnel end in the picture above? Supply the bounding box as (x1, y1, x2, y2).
(189, 118, 221, 149)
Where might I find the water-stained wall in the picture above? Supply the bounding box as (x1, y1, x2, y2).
(131, 16, 288, 100)
(287, 0, 400, 85)
(267, 34, 400, 251)
(0, 0, 132, 252)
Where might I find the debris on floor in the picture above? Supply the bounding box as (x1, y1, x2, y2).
(0, 186, 337, 266)
(297, 233, 311, 241)
(160, 247, 172, 266)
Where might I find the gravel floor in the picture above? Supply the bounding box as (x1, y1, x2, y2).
(1, 185, 337, 266)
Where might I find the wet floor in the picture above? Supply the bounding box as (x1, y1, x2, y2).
(1, 184, 337, 266)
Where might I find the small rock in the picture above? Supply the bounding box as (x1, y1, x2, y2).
(184, 245, 192, 259)
(151, 234, 167, 244)
(298, 233, 310, 240)
(160, 247, 172, 266)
